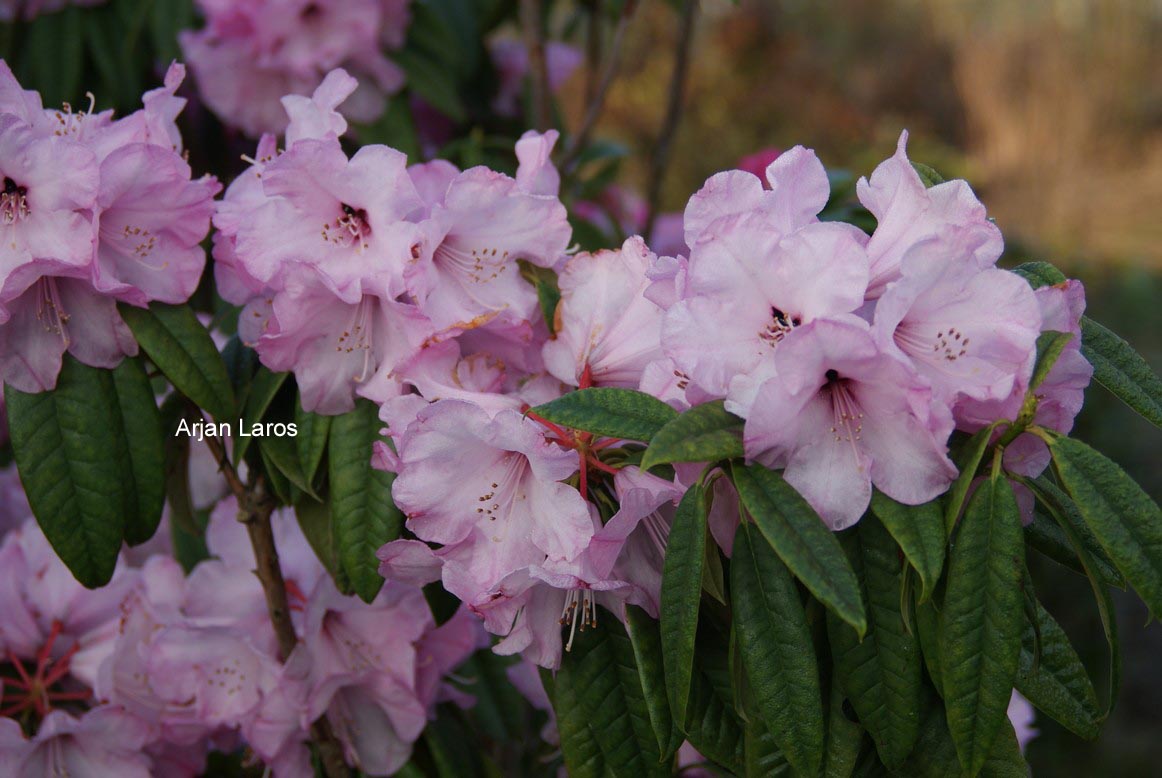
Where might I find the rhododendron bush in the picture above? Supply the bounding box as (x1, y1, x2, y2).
(1, 1, 1161, 776)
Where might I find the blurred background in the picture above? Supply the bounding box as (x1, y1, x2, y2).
(567, 0, 1162, 773)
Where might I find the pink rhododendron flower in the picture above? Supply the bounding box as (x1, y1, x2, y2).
(180, 0, 410, 136)
(741, 317, 956, 529)
(0, 706, 152, 778)
(872, 238, 1041, 405)
(1007, 690, 1038, 754)
(857, 130, 1002, 298)
(543, 236, 665, 388)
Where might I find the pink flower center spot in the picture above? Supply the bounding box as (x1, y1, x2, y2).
(1, 176, 29, 224)
(323, 203, 371, 251)
(759, 306, 800, 348)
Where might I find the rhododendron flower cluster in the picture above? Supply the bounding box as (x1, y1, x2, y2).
(180, 0, 413, 136)
(0, 486, 479, 777)
(0, 61, 218, 392)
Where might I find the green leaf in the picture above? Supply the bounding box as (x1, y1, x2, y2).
(550, 663, 605, 778)
(896, 695, 964, 778)
(295, 399, 332, 488)
(6, 359, 129, 587)
(870, 492, 946, 603)
(940, 473, 1025, 775)
(329, 399, 404, 602)
(1024, 505, 1123, 588)
(294, 495, 349, 593)
(914, 596, 944, 696)
(731, 463, 866, 636)
(110, 357, 166, 545)
(396, 47, 467, 122)
(625, 606, 683, 761)
(1029, 331, 1073, 393)
(119, 303, 236, 421)
(531, 387, 678, 442)
(731, 523, 825, 777)
(1049, 434, 1162, 617)
(1011, 261, 1066, 289)
(1015, 600, 1101, 739)
(910, 161, 946, 187)
(423, 707, 488, 778)
(828, 516, 922, 768)
(684, 639, 746, 774)
(824, 680, 864, 778)
(553, 609, 668, 778)
(744, 718, 793, 777)
(641, 400, 744, 471)
(944, 424, 999, 534)
(1080, 316, 1162, 428)
(457, 653, 529, 743)
(518, 261, 560, 335)
(159, 394, 200, 537)
(233, 367, 288, 465)
(660, 484, 707, 729)
(260, 433, 319, 500)
(22, 7, 84, 106)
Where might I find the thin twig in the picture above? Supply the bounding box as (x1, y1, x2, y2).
(201, 434, 349, 778)
(520, 0, 552, 131)
(559, 1, 637, 173)
(584, 0, 604, 107)
(644, 0, 698, 239)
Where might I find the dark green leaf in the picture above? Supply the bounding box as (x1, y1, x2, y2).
(1080, 316, 1162, 428)
(295, 399, 332, 488)
(625, 606, 682, 761)
(731, 463, 866, 636)
(824, 680, 864, 778)
(396, 48, 467, 122)
(744, 718, 793, 777)
(1011, 261, 1066, 289)
(914, 596, 944, 696)
(261, 433, 318, 499)
(940, 473, 1025, 775)
(641, 400, 744, 471)
(159, 394, 200, 537)
(532, 387, 678, 442)
(944, 424, 998, 534)
(6, 359, 128, 587)
(828, 516, 922, 768)
(1049, 434, 1162, 617)
(896, 695, 963, 778)
(457, 653, 529, 743)
(294, 496, 349, 593)
(1024, 506, 1123, 588)
(329, 399, 404, 601)
(661, 484, 707, 728)
(549, 666, 605, 778)
(109, 357, 165, 545)
(233, 367, 288, 465)
(119, 303, 236, 421)
(683, 641, 746, 774)
(518, 260, 561, 334)
(732, 523, 825, 777)
(1015, 600, 1101, 739)
(910, 161, 946, 187)
(554, 609, 668, 777)
(870, 491, 946, 603)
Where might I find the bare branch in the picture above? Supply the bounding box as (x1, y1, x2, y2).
(644, 0, 698, 239)
(520, 0, 552, 131)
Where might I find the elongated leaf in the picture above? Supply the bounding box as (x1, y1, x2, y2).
(914, 597, 944, 696)
(940, 474, 1025, 775)
(6, 359, 128, 586)
(233, 367, 288, 464)
(551, 666, 605, 778)
(641, 400, 744, 471)
(553, 609, 668, 777)
(1080, 316, 1162, 428)
(824, 680, 864, 778)
(732, 463, 866, 635)
(1024, 506, 1122, 587)
(110, 357, 165, 545)
(261, 433, 318, 499)
(625, 606, 682, 761)
(870, 491, 945, 603)
(944, 424, 998, 534)
(295, 400, 332, 488)
(1049, 435, 1162, 617)
(744, 718, 793, 777)
(120, 303, 235, 421)
(532, 387, 678, 442)
(159, 394, 199, 537)
(661, 484, 707, 728)
(1015, 601, 1101, 739)
(828, 516, 922, 768)
(1011, 261, 1066, 289)
(732, 523, 824, 777)
(684, 642, 746, 774)
(329, 399, 404, 602)
(294, 496, 349, 593)
(899, 693, 1027, 778)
